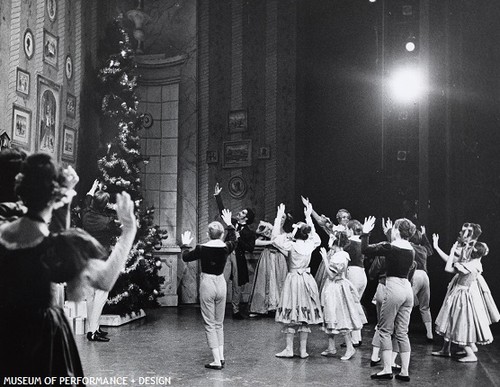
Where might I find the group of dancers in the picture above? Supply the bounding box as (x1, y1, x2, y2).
(0, 148, 498, 383)
(180, 182, 499, 381)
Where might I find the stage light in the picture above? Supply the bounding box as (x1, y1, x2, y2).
(369, 0, 376, 2)
(389, 66, 424, 103)
(405, 41, 416, 52)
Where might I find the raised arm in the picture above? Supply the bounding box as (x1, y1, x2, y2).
(77, 192, 137, 292)
(420, 226, 433, 256)
(214, 182, 225, 214)
(50, 166, 79, 232)
(302, 195, 334, 236)
(432, 233, 451, 263)
(272, 204, 286, 239)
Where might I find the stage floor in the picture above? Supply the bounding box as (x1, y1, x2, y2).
(76, 305, 500, 386)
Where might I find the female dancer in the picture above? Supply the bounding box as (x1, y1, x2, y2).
(408, 226, 434, 341)
(274, 202, 323, 359)
(431, 223, 482, 357)
(344, 219, 367, 346)
(433, 236, 495, 362)
(362, 216, 415, 382)
(0, 153, 137, 379)
(248, 214, 291, 317)
(181, 209, 237, 370)
(300, 197, 350, 293)
(319, 231, 366, 360)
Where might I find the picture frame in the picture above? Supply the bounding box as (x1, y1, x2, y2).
(43, 30, 58, 68)
(11, 105, 32, 149)
(206, 150, 219, 164)
(257, 146, 271, 160)
(61, 126, 77, 162)
(16, 68, 30, 96)
(46, 0, 57, 21)
(228, 176, 248, 199)
(36, 76, 61, 158)
(65, 54, 73, 80)
(66, 93, 76, 119)
(228, 109, 248, 133)
(222, 140, 252, 168)
(23, 29, 34, 59)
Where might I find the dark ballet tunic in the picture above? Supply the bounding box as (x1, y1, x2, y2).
(0, 228, 106, 383)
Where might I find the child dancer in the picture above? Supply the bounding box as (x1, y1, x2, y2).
(319, 231, 366, 360)
(431, 223, 482, 357)
(344, 219, 367, 346)
(433, 236, 496, 362)
(248, 215, 290, 317)
(274, 202, 323, 358)
(181, 209, 237, 369)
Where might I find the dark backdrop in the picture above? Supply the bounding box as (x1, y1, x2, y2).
(296, 0, 500, 331)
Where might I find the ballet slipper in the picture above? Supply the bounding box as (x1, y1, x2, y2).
(299, 352, 309, 359)
(432, 350, 451, 357)
(458, 355, 477, 363)
(275, 349, 294, 358)
(321, 349, 337, 357)
(341, 349, 355, 360)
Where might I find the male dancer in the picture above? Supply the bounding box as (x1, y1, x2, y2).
(214, 182, 256, 319)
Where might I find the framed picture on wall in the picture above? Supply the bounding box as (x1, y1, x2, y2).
(46, 0, 57, 21)
(66, 93, 76, 118)
(228, 176, 248, 199)
(222, 140, 252, 168)
(11, 105, 32, 149)
(61, 126, 77, 162)
(36, 76, 61, 158)
(228, 109, 248, 133)
(23, 29, 34, 59)
(16, 68, 30, 96)
(65, 54, 73, 80)
(43, 30, 58, 68)
(206, 150, 218, 164)
(257, 146, 271, 159)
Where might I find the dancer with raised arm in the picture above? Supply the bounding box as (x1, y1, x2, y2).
(248, 214, 290, 317)
(362, 216, 415, 382)
(0, 153, 137, 380)
(181, 209, 237, 370)
(300, 196, 350, 294)
(319, 231, 366, 360)
(408, 225, 434, 342)
(274, 202, 323, 359)
(431, 223, 481, 357)
(433, 234, 496, 362)
(344, 219, 367, 347)
(214, 182, 256, 319)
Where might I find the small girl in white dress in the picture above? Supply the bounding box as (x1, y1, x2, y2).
(274, 202, 323, 359)
(319, 231, 367, 360)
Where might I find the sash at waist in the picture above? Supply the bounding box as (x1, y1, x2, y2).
(289, 267, 311, 274)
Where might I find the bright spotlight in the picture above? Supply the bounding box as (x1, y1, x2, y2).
(405, 41, 416, 52)
(389, 67, 424, 103)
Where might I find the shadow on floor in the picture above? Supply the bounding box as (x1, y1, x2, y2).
(77, 304, 500, 386)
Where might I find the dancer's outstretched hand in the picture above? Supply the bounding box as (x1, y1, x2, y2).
(181, 231, 193, 246)
(276, 203, 286, 219)
(319, 247, 328, 260)
(362, 216, 376, 234)
(382, 217, 393, 234)
(301, 196, 310, 207)
(116, 192, 137, 232)
(432, 233, 439, 249)
(420, 225, 426, 235)
(303, 202, 313, 218)
(214, 182, 222, 196)
(221, 208, 232, 226)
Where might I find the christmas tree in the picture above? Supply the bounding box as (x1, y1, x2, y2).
(95, 17, 167, 315)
